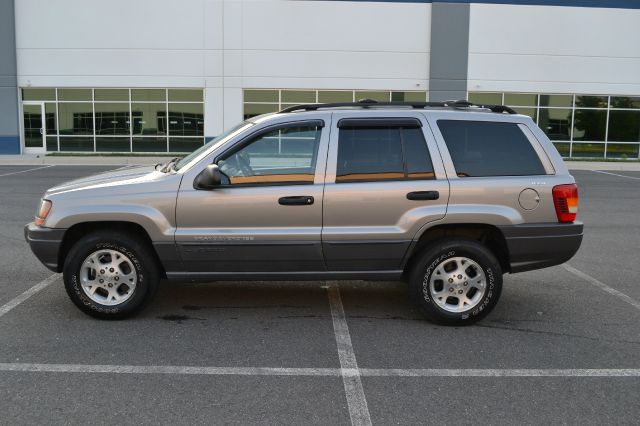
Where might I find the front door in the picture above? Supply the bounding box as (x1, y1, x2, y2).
(321, 112, 450, 271)
(175, 120, 329, 275)
(22, 102, 46, 154)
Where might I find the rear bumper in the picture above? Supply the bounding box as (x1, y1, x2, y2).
(24, 223, 66, 272)
(498, 222, 583, 273)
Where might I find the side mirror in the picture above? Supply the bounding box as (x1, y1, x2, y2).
(194, 164, 223, 189)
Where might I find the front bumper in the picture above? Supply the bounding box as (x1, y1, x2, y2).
(498, 222, 583, 273)
(24, 222, 66, 272)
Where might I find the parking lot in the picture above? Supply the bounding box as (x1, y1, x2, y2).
(0, 164, 639, 425)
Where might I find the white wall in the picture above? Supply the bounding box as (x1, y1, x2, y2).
(15, 0, 431, 135)
(468, 4, 640, 95)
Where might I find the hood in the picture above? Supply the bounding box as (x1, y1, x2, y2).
(45, 165, 168, 196)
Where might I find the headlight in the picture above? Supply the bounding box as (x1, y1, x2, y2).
(35, 199, 52, 227)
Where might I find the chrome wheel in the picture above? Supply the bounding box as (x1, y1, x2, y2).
(80, 249, 137, 306)
(427, 256, 486, 313)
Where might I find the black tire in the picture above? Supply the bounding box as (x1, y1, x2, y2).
(408, 238, 502, 326)
(63, 231, 160, 319)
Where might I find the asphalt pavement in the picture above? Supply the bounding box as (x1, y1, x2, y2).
(0, 165, 638, 425)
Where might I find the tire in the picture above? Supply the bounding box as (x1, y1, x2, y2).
(408, 238, 502, 326)
(63, 231, 160, 319)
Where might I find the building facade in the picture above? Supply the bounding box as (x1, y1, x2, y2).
(1, 0, 639, 158)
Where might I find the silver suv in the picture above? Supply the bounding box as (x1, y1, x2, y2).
(25, 100, 583, 325)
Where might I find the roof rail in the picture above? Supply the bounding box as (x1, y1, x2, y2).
(277, 99, 518, 115)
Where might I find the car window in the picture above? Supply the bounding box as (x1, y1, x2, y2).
(218, 124, 322, 185)
(336, 125, 434, 183)
(437, 120, 546, 177)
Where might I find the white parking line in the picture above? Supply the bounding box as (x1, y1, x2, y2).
(0, 274, 61, 318)
(591, 170, 640, 180)
(563, 264, 640, 311)
(327, 284, 372, 426)
(1, 363, 639, 377)
(0, 165, 54, 178)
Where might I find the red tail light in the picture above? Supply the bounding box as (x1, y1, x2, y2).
(552, 184, 578, 223)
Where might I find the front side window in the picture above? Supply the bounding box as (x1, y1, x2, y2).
(437, 120, 546, 177)
(218, 124, 322, 185)
(336, 125, 434, 183)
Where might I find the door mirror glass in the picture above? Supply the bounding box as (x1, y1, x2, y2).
(194, 164, 224, 189)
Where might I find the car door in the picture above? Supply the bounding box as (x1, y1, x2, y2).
(322, 111, 449, 271)
(175, 118, 329, 275)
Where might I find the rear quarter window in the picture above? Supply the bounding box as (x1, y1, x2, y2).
(437, 120, 546, 177)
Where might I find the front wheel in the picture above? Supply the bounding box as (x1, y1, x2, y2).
(408, 238, 502, 326)
(63, 231, 160, 319)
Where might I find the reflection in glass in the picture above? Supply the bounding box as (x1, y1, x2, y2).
(58, 89, 92, 101)
(133, 137, 167, 153)
(606, 143, 639, 159)
(131, 89, 166, 102)
(539, 94, 572, 108)
(46, 136, 58, 151)
(168, 89, 203, 102)
(552, 142, 570, 156)
(575, 95, 608, 108)
(132, 103, 166, 135)
(22, 88, 56, 101)
(96, 137, 130, 152)
(355, 91, 389, 102)
(95, 89, 129, 102)
(169, 137, 204, 153)
(95, 103, 130, 135)
(608, 110, 640, 142)
(538, 108, 572, 140)
(391, 92, 426, 102)
(58, 103, 93, 135)
(244, 90, 278, 103)
(45, 103, 57, 135)
(23, 104, 43, 148)
(318, 91, 353, 103)
(468, 92, 501, 104)
(244, 103, 279, 120)
(571, 143, 605, 158)
(59, 136, 93, 151)
(610, 97, 640, 109)
(504, 93, 537, 106)
(513, 107, 537, 122)
(573, 109, 606, 141)
(281, 90, 315, 103)
(168, 103, 204, 136)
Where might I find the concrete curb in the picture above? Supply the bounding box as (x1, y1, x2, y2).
(1, 155, 639, 171)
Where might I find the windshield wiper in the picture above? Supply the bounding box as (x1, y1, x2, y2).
(160, 157, 181, 173)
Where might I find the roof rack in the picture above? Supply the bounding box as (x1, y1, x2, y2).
(277, 99, 517, 115)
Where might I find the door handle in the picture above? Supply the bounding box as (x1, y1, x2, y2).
(278, 196, 314, 206)
(407, 191, 439, 201)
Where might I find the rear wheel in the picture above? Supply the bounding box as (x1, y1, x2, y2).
(408, 238, 502, 326)
(63, 231, 159, 319)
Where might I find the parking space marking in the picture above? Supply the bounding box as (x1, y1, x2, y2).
(0, 274, 61, 318)
(1, 363, 639, 377)
(0, 165, 54, 178)
(591, 170, 640, 181)
(563, 264, 640, 311)
(327, 284, 372, 426)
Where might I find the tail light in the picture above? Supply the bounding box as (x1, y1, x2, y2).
(552, 184, 578, 223)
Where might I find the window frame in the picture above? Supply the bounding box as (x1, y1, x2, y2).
(335, 119, 436, 184)
(214, 119, 325, 188)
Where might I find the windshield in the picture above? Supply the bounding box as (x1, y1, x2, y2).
(174, 121, 253, 171)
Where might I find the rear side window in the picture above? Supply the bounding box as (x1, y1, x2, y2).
(336, 125, 434, 183)
(437, 120, 546, 177)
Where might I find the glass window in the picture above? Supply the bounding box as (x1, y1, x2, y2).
(22, 88, 56, 101)
(168, 103, 204, 136)
(318, 91, 353, 103)
(96, 137, 130, 152)
(513, 107, 537, 122)
(468, 92, 501, 105)
(45, 103, 57, 135)
(22, 104, 43, 148)
(46, 136, 58, 152)
(553, 142, 571, 157)
(608, 110, 640, 142)
(355, 91, 389, 102)
(281, 90, 315, 103)
(58, 88, 92, 101)
(244, 103, 279, 120)
(58, 103, 93, 135)
(404, 127, 435, 179)
(131, 89, 166, 102)
(168, 89, 203, 102)
(573, 109, 607, 141)
(437, 120, 546, 177)
(95, 103, 130, 135)
(611, 96, 640, 109)
(538, 108, 572, 141)
(392, 91, 426, 102)
(133, 137, 167, 153)
(575, 95, 608, 108)
(59, 136, 93, 152)
(539, 94, 572, 108)
(94, 89, 129, 102)
(169, 137, 204, 153)
(571, 143, 605, 158)
(606, 143, 639, 159)
(504, 93, 537, 106)
(132, 103, 166, 136)
(244, 90, 279, 103)
(218, 125, 321, 185)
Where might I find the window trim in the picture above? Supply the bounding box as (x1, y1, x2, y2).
(335, 124, 436, 184)
(214, 119, 325, 188)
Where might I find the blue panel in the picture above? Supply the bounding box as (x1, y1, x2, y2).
(328, 0, 640, 10)
(0, 136, 20, 154)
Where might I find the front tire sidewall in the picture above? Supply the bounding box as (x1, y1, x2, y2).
(411, 241, 502, 325)
(64, 235, 157, 319)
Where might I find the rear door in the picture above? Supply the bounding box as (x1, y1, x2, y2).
(321, 111, 449, 271)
